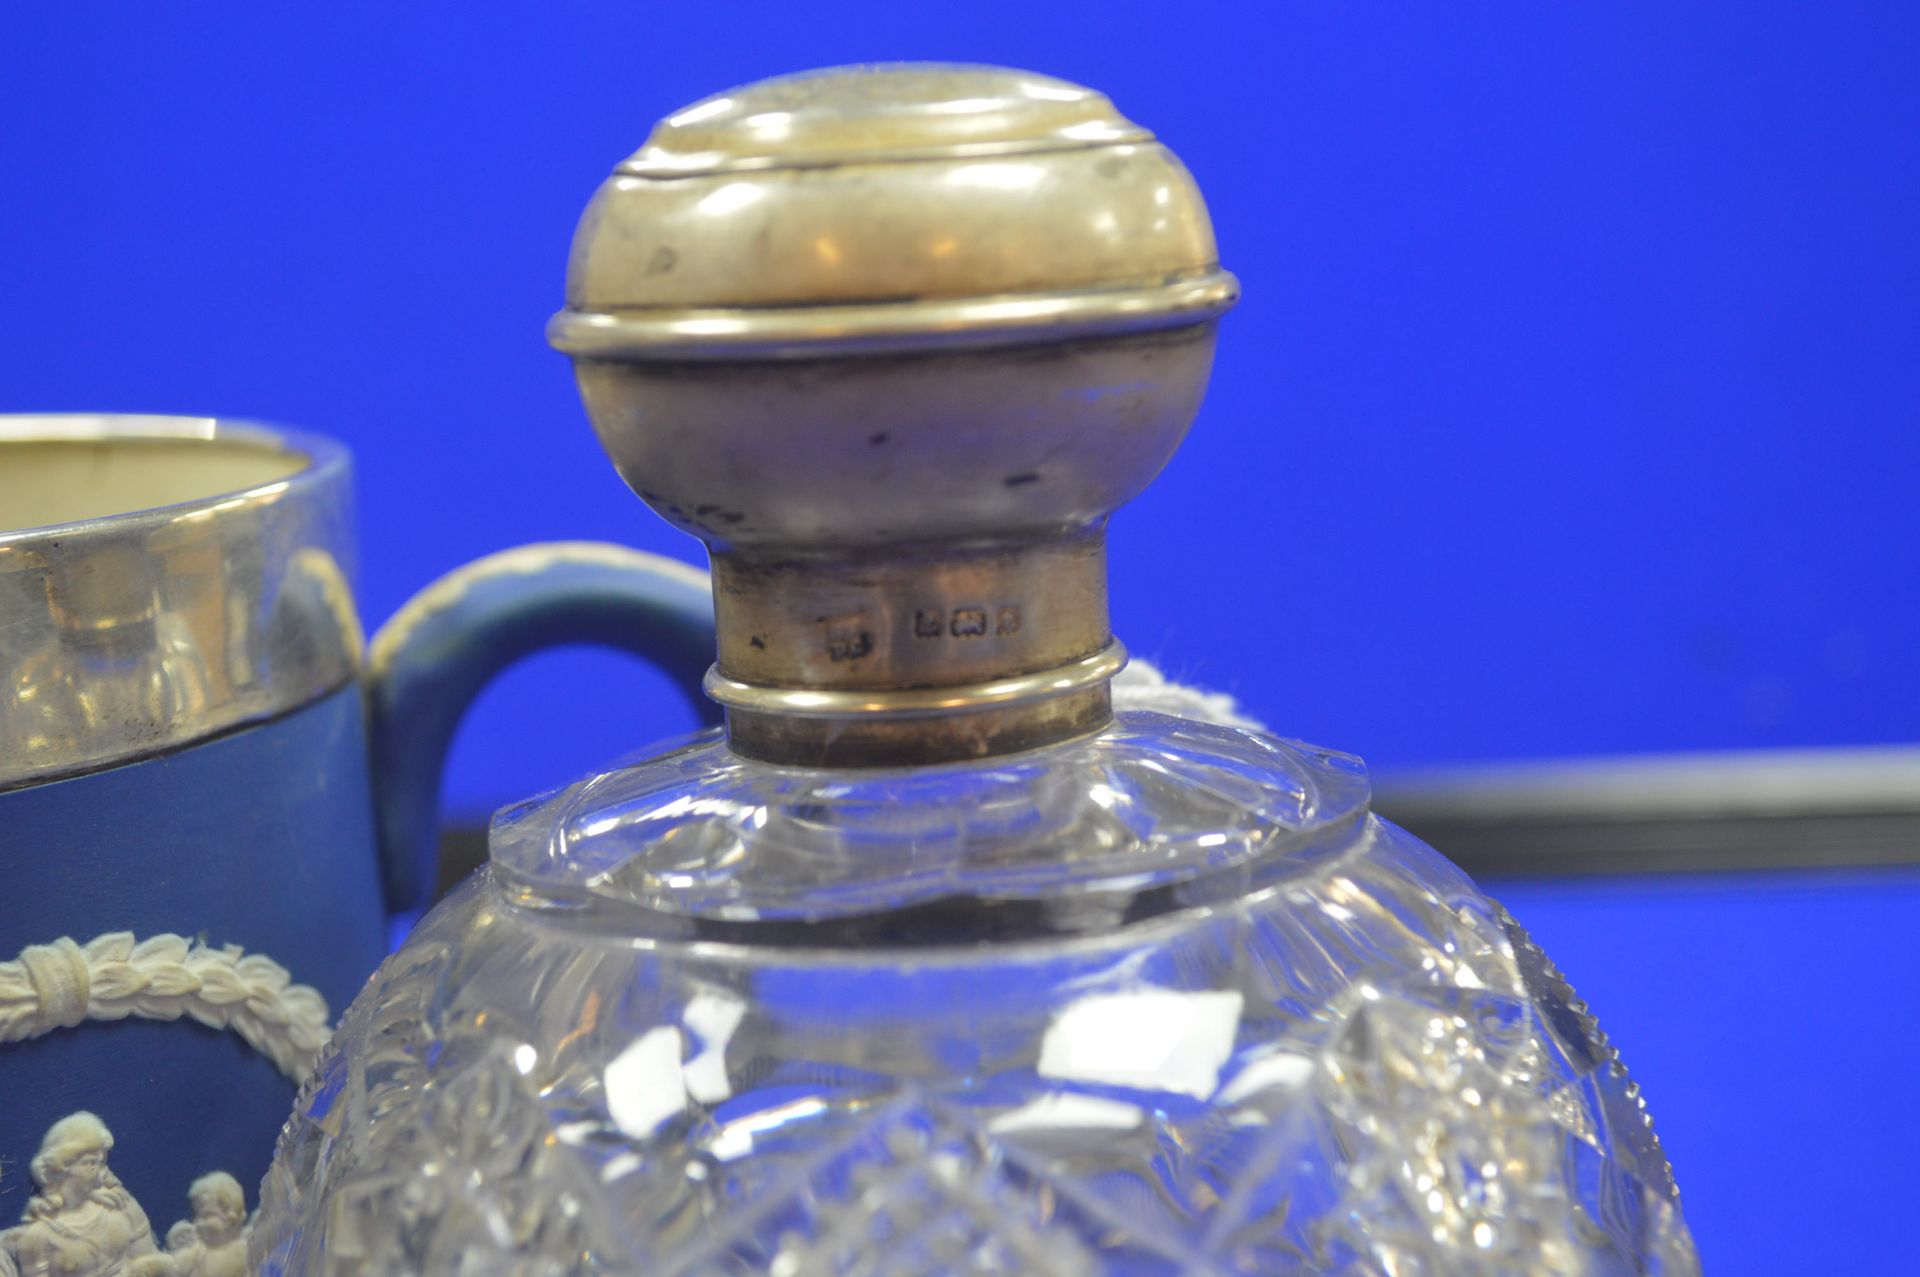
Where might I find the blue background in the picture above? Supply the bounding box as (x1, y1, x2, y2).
(4, 4, 1918, 1271)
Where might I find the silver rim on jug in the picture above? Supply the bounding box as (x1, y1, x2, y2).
(0, 414, 360, 790)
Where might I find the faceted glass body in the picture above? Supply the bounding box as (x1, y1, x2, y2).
(255, 713, 1697, 1275)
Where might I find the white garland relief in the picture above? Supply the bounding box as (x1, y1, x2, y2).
(0, 935, 331, 1277)
(0, 932, 331, 1082)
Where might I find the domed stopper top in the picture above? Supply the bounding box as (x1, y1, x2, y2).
(622, 64, 1150, 174)
(549, 63, 1235, 360)
(552, 66, 1237, 767)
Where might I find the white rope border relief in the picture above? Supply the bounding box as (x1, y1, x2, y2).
(0, 933, 333, 1083)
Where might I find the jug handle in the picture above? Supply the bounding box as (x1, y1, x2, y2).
(366, 542, 718, 913)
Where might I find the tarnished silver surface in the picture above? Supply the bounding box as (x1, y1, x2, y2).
(557, 65, 1228, 338)
(552, 65, 1235, 766)
(0, 415, 361, 791)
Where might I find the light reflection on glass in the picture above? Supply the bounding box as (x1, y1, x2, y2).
(1038, 988, 1244, 1099)
(988, 1093, 1144, 1135)
(708, 1096, 831, 1163)
(682, 991, 745, 1104)
(604, 1026, 685, 1139)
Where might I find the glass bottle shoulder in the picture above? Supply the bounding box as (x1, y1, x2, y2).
(484, 710, 1383, 944)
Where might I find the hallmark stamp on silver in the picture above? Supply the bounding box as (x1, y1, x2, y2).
(820, 613, 874, 662)
(914, 605, 1022, 640)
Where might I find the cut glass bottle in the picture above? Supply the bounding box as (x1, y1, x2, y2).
(253, 65, 1698, 1276)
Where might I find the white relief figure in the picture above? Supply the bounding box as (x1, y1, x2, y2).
(162, 1174, 246, 1277)
(0, 1113, 174, 1277)
(0, 934, 329, 1274)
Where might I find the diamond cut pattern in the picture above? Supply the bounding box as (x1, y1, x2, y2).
(256, 813, 1697, 1276)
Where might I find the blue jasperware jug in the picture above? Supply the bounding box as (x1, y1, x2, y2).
(0, 413, 714, 1267)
